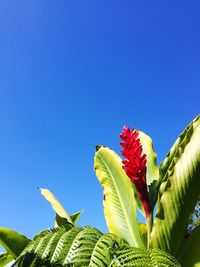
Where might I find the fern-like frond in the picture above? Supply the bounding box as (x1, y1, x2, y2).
(11, 225, 181, 267)
(12, 226, 127, 267)
(110, 247, 181, 267)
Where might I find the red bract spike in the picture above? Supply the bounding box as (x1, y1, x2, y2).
(120, 126, 151, 218)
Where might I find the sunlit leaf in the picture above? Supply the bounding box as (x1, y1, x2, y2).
(0, 252, 14, 267)
(39, 188, 73, 225)
(94, 146, 144, 247)
(0, 228, 30, 258)
(150, 115, 200, 257)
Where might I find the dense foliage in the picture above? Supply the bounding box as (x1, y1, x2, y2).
(0, 115, 200, 266)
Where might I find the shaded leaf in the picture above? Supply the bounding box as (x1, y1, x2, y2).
(178, 227, 200, 267)
(150, 115, 200, 256)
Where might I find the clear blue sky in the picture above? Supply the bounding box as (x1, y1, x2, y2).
(0, 1, 199, 242)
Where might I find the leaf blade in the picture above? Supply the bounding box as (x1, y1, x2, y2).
(137, 130, 159, 209)
(94, 146, 144, 247)
(0, 252, 14, 267)
(0, 228, 30, 258)
(177, 227, 200, 267)
(150, 115, 200, 256)
(39, 188, 73, 225)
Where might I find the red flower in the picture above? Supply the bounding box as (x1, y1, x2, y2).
(120, 126, 151, 218)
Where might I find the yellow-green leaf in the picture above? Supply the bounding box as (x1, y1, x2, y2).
(94, 146, 144, 247)
(137, 130, 159, 208)
(0, 228, 30, 258)
(137, 130, 159, 187)
(0, 252, 14, 267)
(39, 188, 73, 225)
(150, 115, 200, 256)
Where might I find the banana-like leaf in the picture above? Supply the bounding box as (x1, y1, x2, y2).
(137, 130, 159, 187)
(0, 228, 30, 258)
(136, 130, 159, 208)
(177, 227, 200, 267)
(0, 252, 14, 267)
(94, 146, 144, 247)
(150, 115, 200, 256)
(39, 188, 73, 225)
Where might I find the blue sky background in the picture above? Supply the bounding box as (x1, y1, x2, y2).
(0, 0, 200, 245)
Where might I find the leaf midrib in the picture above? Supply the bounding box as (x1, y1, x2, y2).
(97, 150, 142, 247)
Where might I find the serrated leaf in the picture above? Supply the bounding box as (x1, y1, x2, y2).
(0, 228, 30, 258)
(177, 227, 200, 267)
(109, 247, 181, 267)
(39, 188, 73, 225)
(94, 146, 144, 247)
(150, 115, 200, 256)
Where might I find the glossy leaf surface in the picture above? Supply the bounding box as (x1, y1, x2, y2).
(150, 115, 200, 256)
(0, 228, 30, 258)
(94, 146, 144, 247)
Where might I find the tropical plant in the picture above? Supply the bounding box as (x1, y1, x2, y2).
(0, 115, 200, 267)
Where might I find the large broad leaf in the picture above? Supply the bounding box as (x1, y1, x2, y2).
(0, 228, 30, 258)
(136, 130, 159, 208)
(94, 146, 144, 247)
(137, 130, 159, 187)
(39, 188, 73, 226)
(0, 252, 14, 267)
(177, 227, 200, 267)
(150, 115, 200, 256)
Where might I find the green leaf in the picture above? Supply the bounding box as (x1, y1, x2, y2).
(150, 115, 200, 256)
(0, 252, 14, 267)
(109, 248, 181, 267)
(94, 146, 144, 247)
(70, 210, 84, 224)
(137, 130, 159, 187)
(39, 188, 73, 225)
(54, 211, 83, 227)
(137, 130, 159, 208)
(177, 227, 200, 267)
(0, 228, 30, 258)
(13, 226, 127, 267)
(139, 223, 147, 248)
